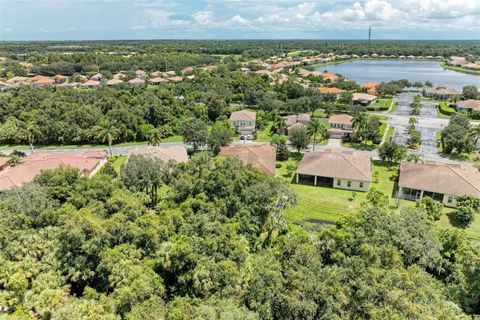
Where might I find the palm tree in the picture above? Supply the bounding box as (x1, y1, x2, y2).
(21, 121, 41, 153)
(97, 119, 120, 156)
(352, 112, 368, 143)
(470, 125, 480, 146)
(408, 117, 418, 125)
(147, 128, 163, 146)
(273, 116, 287, 135)
(308, 118, 326, 151)
(424, 80, 433, 88)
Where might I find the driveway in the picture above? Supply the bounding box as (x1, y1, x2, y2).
(327, 138, 342, 148)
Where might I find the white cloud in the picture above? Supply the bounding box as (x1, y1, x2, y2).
(192, 10, 214, 25)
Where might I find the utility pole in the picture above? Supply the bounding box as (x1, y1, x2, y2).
(368, 26, 372, 56)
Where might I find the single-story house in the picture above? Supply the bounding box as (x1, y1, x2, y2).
(5, 76, 29, 85)
(398, 161, 480, 207)
(296, 150, 371, 191)
(149, 71, 162, 78)
(230, 110, 256, 135)
(128, 78, 145, 85)
(31, 76, 55, 86)
(113, 72, 125, 80)
(321, 73, 338, 83)
(424, 85, 461, 100)
(150, 77, 168, 85)
(328, 114, 354, 139)
(135, 70, 147, 80)
(168, 76, 183, 83)
(361, 82, 379, 95)
(352, 93, 377, 105)
(82, 79, 101, 88)
(448, 56, 467, 67)
(90, 73, 102, 81)
(128, 145, 188, 163)
(319, 87, 344, 98)
(106, 79, 123, 86)
(181, 66, 194, 75)
(53, 74, 68, 83)
(219, 144, 276, 176)
(456, 99, 480, 112)
(0, 151, 107, 192)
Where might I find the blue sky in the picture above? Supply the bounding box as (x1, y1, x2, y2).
(1, 0, 480, 40)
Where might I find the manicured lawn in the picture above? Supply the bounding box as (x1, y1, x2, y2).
(389, 102, 398, 113)
(110, 155, 128, 174)
(385, 126, 395, 142)
(436, 102, 456, 119)
(255, 122, 273, 142)
(368, 99, 391, 112)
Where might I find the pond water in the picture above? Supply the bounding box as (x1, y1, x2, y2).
(315, 60, 480, 90)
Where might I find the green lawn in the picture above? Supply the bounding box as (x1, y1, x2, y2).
(0, 135, 183, 151)
(385, 126, 395, 142)
(389, 102, 398, 113)
(278, 155, 480, 239)
(255, 122, 273, 142)
(110, 155, 128, 174)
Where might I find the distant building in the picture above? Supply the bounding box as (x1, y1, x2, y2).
(149, 77, 168, 85)
(106, 79, 123, 86)
(283, 113, 311, 134)
(296, 150, 371, 191)
(318, 87, 344, 98)
(135, 70, 147, 80)
(399, 161, 480, 207)
(456, 99, 480, 112)
(424, 85, 461, 100)
(219, 144, 276, 176)
(361, 82, 379, 95)
(128, 145, 188, 163)
(352, 93, 377, 105)
(0, 151, 107, 192)
(82, 79, 101, 88)
(321, 73, 338, 83)
(229, 110, 256, 135)
(128, 78, 145, 85)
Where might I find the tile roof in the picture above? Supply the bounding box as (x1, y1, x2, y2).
(353, 93, 377, 101)
(399, 162, 480, 197)
(219, 144, 276, 176)
(128, 78, 145, 84)
(457, 99, 480, 111)
(150, 77, 168, 84)
(0, 151, 107, 191)
(283, 113, 310, 127)
(106, 79, 123, 85)
(297, 150, 371, 181)
(230, 110, 256, 122)
(319, 87, 344, 94)
(329, 114, 353, 125)
(128, 146, 188, 163)
(82, 79, 100, 87)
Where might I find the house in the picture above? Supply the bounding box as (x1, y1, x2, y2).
(464, 63, 480, 70)
(352, 93, 377, 105)
(164, 71, 177, 78)
(106, 79, 123, 86)
(448, 56, 467, 67)
(90, 73, 102, 81)
(82, 79, 101, 88)
(424, 85, 461, 100)
(53, 74, 68, 83)
(283, 113, 310, 134)
(321, 73, 338, 83)
(296, 150, 371, 191)
(149, 71, 162, 78)
(5, 76, 29, 85)
(361, 82, 379, 95)
(398, 161, 480, 207)
(168, 76, 183, 83)
(19, 62, 33, 70)
(219, 144, 276, 176)
(150, 77, 168, 85)
(128, 146, 188, 163)
(229, 110, 256, 135)
(456, 99, 480, 112)
(135, 70, 147, 80)
(0, 151, 107, 192)
(128, 78, 145, 85)
(113, 72, 125, 80)
(30, 75, 55, 86)
(181, 66, 194, 75)
(328, 114, 354, 139)
(318, 87, 344, 97)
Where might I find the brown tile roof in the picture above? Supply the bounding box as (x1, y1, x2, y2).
(284, 113, 310, 126)
(107, 79, 123, 86)
(128, 78, 145, 84)
(82, 79, 100, 87)
(90, 73, 102, 81)
(319, 87, 344, 94)
(329, 114, 353, 125)
(361, 82, 379, 89)
(321, 73, 338, 81)
(399, 162, 480, 197)
(426, 86, 461, 96)
(5, 76, 29, 84)
(219, 144, 276, 176)
(297, 150, 371, 181)
(230, 110, 256, 122)
(457, 99, 480, 111)
(150, 77, 168, 84)
(0, 151, 107, 191)
(353, 93, 377, 102)
(31, 76, 55, 85)
(168, 76, 183, 83)
(128, 146, 188, 163)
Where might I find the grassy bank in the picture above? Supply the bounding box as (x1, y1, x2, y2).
(441, 63, 480, 75)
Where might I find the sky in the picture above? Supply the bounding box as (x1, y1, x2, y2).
(1, 0, 480, 41)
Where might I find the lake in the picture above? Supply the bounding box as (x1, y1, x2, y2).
(315, 60, 480, 90)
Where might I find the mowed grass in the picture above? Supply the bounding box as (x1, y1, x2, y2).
(278, 155, 480, 239)
(111, 155, 128, 174)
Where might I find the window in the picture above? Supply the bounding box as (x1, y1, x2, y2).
(347, 181, 351, 187)
(447, 196, 453, 204)
(337, 180, 341, 186)
(359, 182, 364, 188)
